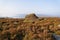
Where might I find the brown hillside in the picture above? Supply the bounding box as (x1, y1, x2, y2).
(0, 14, 60, 40)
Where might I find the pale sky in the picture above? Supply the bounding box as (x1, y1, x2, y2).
(0, 0, 60, 17)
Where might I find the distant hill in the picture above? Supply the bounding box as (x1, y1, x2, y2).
(14, 13, 49, 18)
(14, 13, 60, 18)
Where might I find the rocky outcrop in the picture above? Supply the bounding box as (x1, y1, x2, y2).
(24, 13, 39, 22)
(25, 13, 38, 19)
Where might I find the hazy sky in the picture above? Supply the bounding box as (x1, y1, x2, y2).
(0, 0, 60, 17)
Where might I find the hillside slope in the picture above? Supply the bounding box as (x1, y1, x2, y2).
(0, 14, 60, 40)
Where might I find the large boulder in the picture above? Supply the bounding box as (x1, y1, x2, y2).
(24, 13, 39, 22)
(25, 13, 38, 20)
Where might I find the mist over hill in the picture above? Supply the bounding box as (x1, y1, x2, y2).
(13, 13, 60, 18)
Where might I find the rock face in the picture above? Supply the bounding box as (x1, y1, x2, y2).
(0, 14, 60, 40)
(25, 13, 38, 20)
(24, 13, 39, 22)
